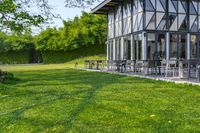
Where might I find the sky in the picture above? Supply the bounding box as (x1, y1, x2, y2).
(47, 0, 100, 28)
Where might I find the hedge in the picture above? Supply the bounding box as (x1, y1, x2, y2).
(42, 45, 106, 64)
(0, 51, 30, 64)
(0, 45, 106, 64)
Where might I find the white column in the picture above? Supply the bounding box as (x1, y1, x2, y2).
(113, 39, 116, 60)
(121, 37, 124, 60)
(131, 34, 134, 60)
(166, 32, 170, 60)
(106, 41, 109, 60)
(187, 33, 190, 60)
(142, 32, 147, 60)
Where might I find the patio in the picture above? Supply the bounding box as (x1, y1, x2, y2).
(84, 60, 200, 85)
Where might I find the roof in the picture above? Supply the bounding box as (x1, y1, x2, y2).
(92, 0, 123, 14)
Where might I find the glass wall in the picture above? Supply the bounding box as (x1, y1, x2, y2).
(189, 0, 198, 32)
(169, 34, 187, 59)
(124, 36, 132, 60)
(123, 0, 131, 35)
(134, 34, 143, 60)
(170, 34, 178, 59)
(144, 0, 200, 32)
(179, 34, 186, 59)
(108, 40, 114, 60)
(108, 11, 114, 38)
(115, 38, 121, 60)
(145, 0, 155, 30)
(132, 0, 143, 32)
(157, 34, 166, 59)
(145, 0, 167, 30)
(115, 6, 122, 37)
(147, 33, 156, 60)
(190, 35, 197, 59)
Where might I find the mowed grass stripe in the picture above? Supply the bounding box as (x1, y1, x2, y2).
(0, 65, 200, 132)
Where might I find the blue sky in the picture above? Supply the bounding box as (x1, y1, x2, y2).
(48, 0, 101, 28)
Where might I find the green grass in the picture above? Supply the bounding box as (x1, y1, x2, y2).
(0, 55, 106, 72)
(0, 64, 200, 132)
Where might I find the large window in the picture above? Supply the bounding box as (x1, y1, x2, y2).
(178, 0, 187, 31)
(124, 36, 132, 60)
(145, 0, 155, 30)
(115, 6, 122, 37)
(123, 0, 131, 34)
(134, 34, 143, 60)
(189, 0, 198, 32)
(157, 34, 166, 59)
(190, 35, 197, 59)
(179, 34, 186, 59)
(169, 34, 186, 59)
(133, 0, 143, 31)
(108, 40, 114, 60)
(116, 38, 121, 60)
(147, 33, 156, 60)
(108, 11, 114, 38)
(145, 0, 167, 30)
(170, 34, 178, 59)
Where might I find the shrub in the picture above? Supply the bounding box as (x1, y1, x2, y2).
(0, 69, 14, 82)
(0, 51, 30, 64)
(42, 45, 106, 64)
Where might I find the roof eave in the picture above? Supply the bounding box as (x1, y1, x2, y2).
(92, 0, 122, 14)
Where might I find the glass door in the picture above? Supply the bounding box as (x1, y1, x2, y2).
(147, 33, 156, 60)
(169, 33, 187, 60)
(115, 38, 121, 60)
(190, 34, 198, 59)
(178, 34, 186, 60)
(157, 33, 166, 60)
(124, 36, 131, 60)
(134, 34, 143, 60)
(169, 34, 178, 59)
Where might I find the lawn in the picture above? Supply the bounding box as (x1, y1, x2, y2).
(0, 64, 200, 132)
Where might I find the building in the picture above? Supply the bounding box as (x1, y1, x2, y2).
(92, 0, 200, 64)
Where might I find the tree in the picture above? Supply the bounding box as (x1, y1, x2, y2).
(0, 0, 98, 33)
(65, 0, 99, 8)
(34, 11, 106, 51)
(0, 0, 57, 33)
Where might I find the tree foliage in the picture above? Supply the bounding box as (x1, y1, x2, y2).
(0, 0, 98, 32)
(65, 0, 99, 8)
(34, 11, 106, 51)
(0, 28, 34, 52)
(0, 0, 55, 32)
(0, 12, 106, 52)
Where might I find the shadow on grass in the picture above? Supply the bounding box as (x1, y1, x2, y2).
(0, 68, 136, 131)
(1, 68, 199, 132)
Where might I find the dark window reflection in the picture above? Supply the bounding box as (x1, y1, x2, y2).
(170, 34, 178, 59)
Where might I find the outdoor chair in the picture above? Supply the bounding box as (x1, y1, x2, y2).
(135, 60, 143, 73)
(84, 60, 90, 69)
(186, 59, 198, 79)
(145, 60, 157, 75)
(125, 60, 135, 72)
(107, 60, 115, 71)
(165, 60, 178, 77)
(157, 59, 167, 76)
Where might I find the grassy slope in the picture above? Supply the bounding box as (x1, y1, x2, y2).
(0, 64, 200, 132)
(0, 55, 106, 72)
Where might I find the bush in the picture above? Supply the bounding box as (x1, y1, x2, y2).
(0, 69, 14, 82)
(0, 51, 30, 64)
(42, 45, 106, 64)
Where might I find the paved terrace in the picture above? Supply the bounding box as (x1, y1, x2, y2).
(83, 68, 200, 86)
